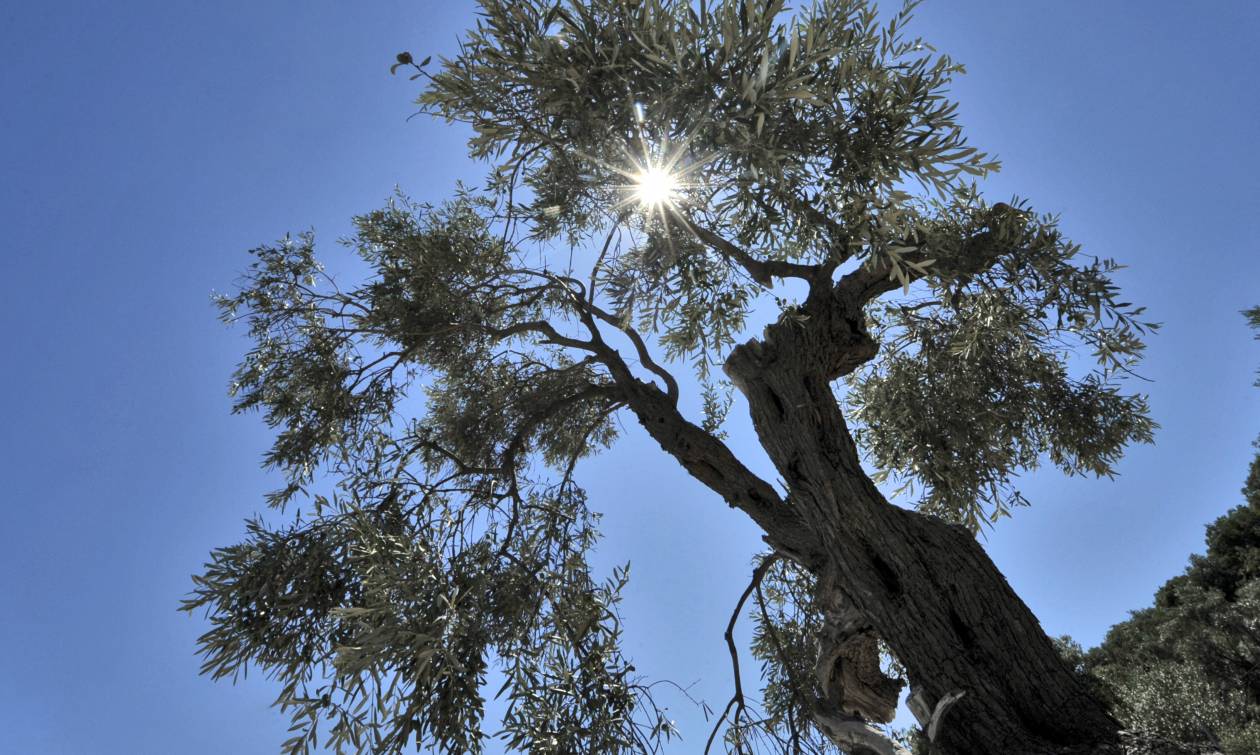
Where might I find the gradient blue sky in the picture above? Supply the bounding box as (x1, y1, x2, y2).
(2, 1, 1258, 752)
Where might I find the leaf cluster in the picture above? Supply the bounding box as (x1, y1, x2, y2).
(416, 0, 1000, 372)
(192, 196, 685, 753)
(184, 471, 675, 753)
(743, 558, 839, 753)
(846, 195, 1157, 529)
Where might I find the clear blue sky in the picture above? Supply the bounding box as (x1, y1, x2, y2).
(2, 1, 1258, 752)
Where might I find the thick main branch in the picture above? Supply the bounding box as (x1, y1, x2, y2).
(688, 222, 822, 288)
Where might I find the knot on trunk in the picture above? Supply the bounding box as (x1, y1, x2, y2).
(816, 584, 903, 724)
(723, 298, 879, 392)
(817, 627, 903, 723)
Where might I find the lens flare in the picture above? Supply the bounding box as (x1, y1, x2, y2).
(632, 166, 679, 208)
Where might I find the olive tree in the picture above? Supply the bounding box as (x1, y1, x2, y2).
(185, 1, 1161, 753)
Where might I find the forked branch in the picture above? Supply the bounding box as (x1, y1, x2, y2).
(706, 554, 780, 755)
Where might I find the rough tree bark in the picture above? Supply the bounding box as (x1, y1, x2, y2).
(550, 205, 1205, 753)
(718, 267, 1130, 754)
(608, 261, 1130, 753)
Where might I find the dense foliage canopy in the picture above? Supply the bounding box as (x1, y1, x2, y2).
(185, 1, 1160, 752)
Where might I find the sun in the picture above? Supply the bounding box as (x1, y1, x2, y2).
(632, 165, 679, 209)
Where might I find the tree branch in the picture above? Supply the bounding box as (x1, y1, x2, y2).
(687, 222, 821, 288)
(495, 382, 619, 560)
(834, 247, 938, 306)
(482, 319, 598, 353)
(835, 223, 1009, 308)
(597, 348, 822, 566)
(706, 554, 780, 755)
(583, 300, 680, 404)
(753, 563, 810, 753)
(479, 280, 813, 557)
(811, 710, 908, 755)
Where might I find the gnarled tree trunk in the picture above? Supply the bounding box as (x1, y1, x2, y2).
(717, 291, 1122, 755)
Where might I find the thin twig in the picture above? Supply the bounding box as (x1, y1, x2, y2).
(705, 554, 781, 755)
